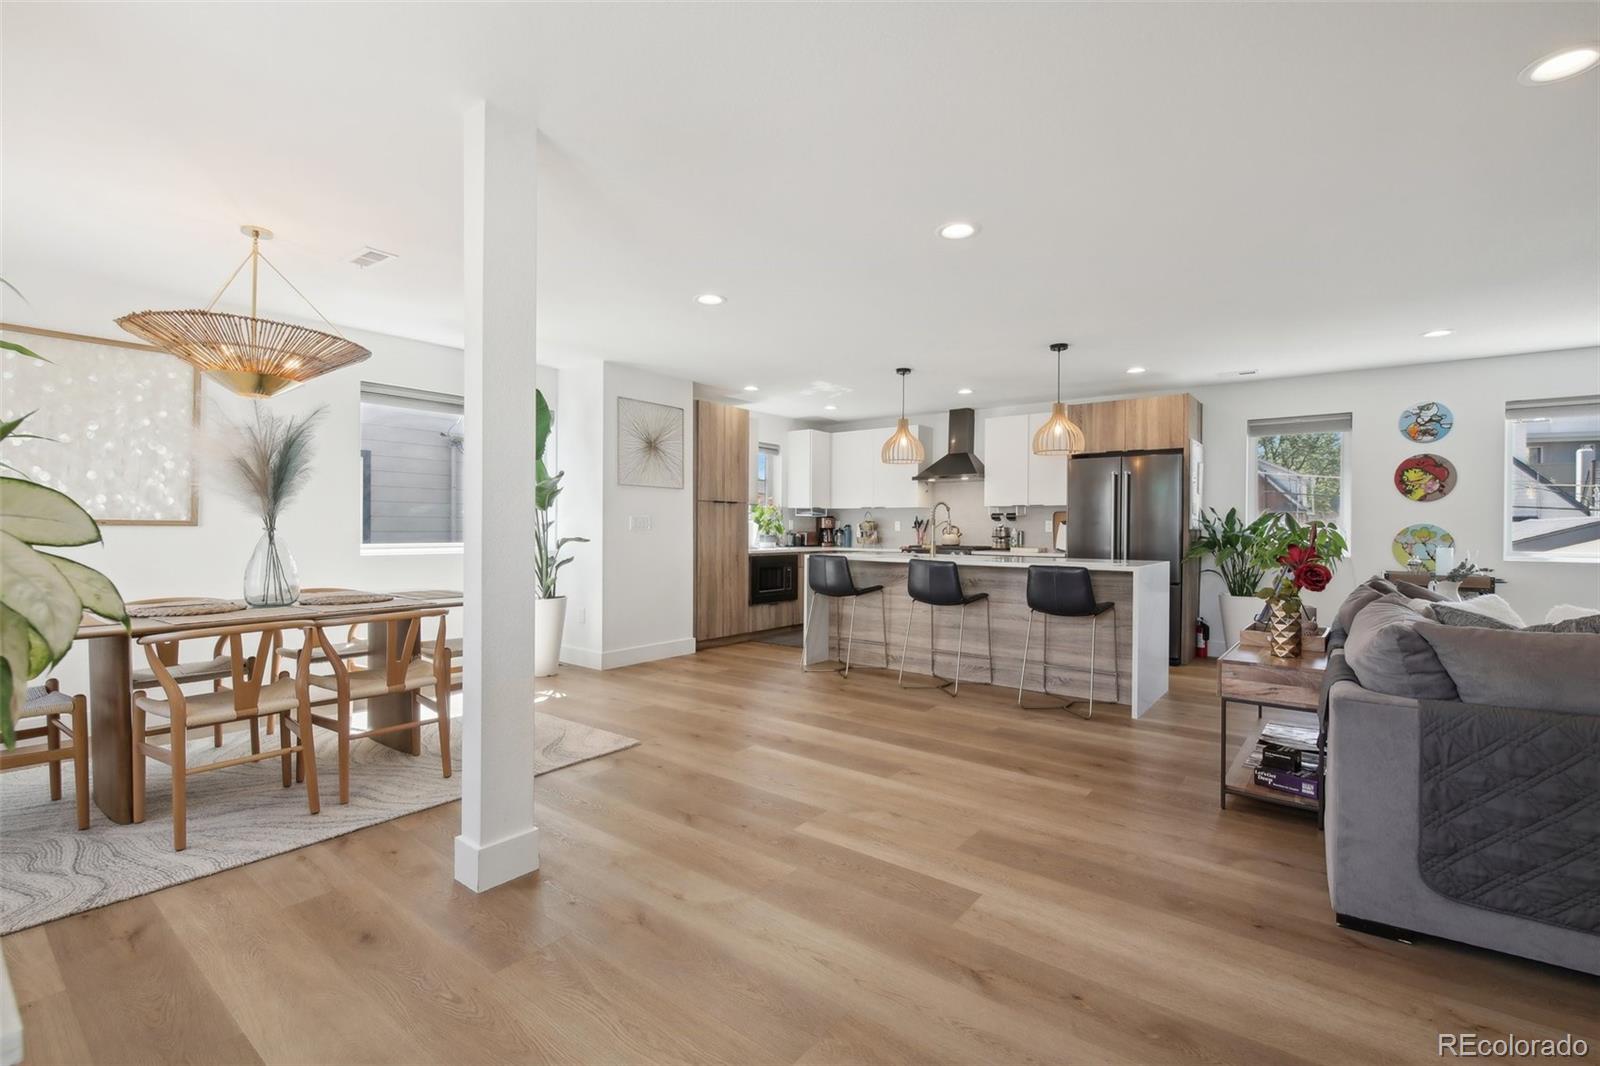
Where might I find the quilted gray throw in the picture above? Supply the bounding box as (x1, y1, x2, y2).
(1417, 701, 1600, 934)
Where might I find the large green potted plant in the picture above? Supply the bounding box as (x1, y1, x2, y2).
(1186, 507, 1270, 649)
(0, 321, 130, 747)
(534, 389, 587, 677)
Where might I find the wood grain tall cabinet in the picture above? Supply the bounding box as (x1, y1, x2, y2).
(695, 400, 750, 642)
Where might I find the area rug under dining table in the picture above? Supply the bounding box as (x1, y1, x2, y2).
(0, 708, 636, 934)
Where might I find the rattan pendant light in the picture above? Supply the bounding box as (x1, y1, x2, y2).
(881, 367, 926, 464)
(117, 225, 370, 398)
(1032, 342, 1086, 455)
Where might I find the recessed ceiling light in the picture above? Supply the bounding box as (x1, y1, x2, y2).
(1421, 328, 1454, 338)
(695, 293, 725, 306)
(824, 404, 837, 411)
(742, 385, 759, 392)
(1520, 46, 1600, 85)
(957, 387, 973, 395)
(1126, 366, 1147, 375)
(937, 221, 979, 240)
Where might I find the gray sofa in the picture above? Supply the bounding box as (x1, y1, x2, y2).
(1323, 579, 1600, 975)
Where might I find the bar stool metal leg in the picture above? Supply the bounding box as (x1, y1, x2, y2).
(898, 600, 916, 687)
(984, 598, 994, 685)
(1017, 610, 1035, 706)
(878, 589, 890, 668)
(1111, 604, 1122, 703)
(842, 594, 859, 678)
(1017, 611, 1091, 719)
(951, 602, 966, 697)
(802, 592, 819, 673)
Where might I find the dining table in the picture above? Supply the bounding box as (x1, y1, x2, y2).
(74, 589, 464, 824)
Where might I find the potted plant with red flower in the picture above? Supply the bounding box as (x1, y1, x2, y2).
(1251, 515, 1347, 658)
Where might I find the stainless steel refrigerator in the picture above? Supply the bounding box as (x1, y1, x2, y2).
(1068, 451, 1187, 663)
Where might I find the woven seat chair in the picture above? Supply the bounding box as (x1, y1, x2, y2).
(0, 680, 89, 830)
(305, 608, 454, 805)
(132, 619, 321, 851)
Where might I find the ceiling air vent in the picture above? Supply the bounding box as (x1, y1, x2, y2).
(348, 246, 398, 269)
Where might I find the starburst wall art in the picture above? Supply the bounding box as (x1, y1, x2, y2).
(617, 397, 685, 488)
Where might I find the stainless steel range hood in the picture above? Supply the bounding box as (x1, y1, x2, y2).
(913, 408, 985, 481)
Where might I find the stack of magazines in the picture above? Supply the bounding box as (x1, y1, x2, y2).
(1243, 721, 1321, 801)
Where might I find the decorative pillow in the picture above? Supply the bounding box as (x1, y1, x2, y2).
(1397, 581, 1450, 604)
(1335, 585, 1386, 633)
(1404, 598, 1438, 619)
(1343, 593, 1458, 700)
(1547, 604, 1600, 624)
(1416, 622, 1600, 714)
(1432, 602, 1600, 634)
(1435, 594, 1525, 628)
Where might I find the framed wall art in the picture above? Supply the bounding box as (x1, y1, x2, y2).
(1, 323, 201, 525)
(616, 396, 685, 488)
(1393, 453, 1457, 502)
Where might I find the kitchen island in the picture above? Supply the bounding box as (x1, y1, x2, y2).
(802, 552, 1170, 716)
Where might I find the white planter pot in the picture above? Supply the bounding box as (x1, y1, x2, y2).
(534, 596, 567, 677)
(1219, 593, 1264, 651)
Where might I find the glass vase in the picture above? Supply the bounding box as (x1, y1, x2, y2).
(244, 527, 300, 607)
(1266, 599, 1301, 659)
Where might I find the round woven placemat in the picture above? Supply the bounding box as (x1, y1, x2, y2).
(126, 599, 248, 618)
(298, 592, 396, 606)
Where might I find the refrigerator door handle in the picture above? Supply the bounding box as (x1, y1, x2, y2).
(1111, 470, 1122, 559)
(1120, 469, 1132, 561)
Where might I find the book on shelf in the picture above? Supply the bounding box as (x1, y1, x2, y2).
(1243, 721, 1322, 801)
(1253, 766, 1320, 801)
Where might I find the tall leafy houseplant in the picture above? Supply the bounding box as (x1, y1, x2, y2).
(750, 502, 785, 545)
(219, 404, 326, 607)
(534, 390, 586, 676)
(1186, 506, 1271, 649)
(0, 317, 129, 747)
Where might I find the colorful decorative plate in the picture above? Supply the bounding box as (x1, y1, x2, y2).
(1392, 523, 1455, 571)
(1393, 453, 1457, 502)
(1398, 401, 1454, 443)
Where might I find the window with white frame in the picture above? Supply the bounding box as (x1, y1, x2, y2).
(360, 383, 465, 547)
(755, 442, 781, 506)
(1505, 396, 1600, 562)
(1246, 413, 1352, 532)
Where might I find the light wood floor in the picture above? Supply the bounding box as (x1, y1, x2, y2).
(5, 642, 1596, 1065)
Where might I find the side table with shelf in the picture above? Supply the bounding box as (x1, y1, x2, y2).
(1218, 642, 1328, 816)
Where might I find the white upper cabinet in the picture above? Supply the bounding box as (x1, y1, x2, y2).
(983, 412, 1070, 507)
(829, 429, 875, 509)
(982, 414, 1029, 507)
(826, 425, 929, 510)
(1025, 410, 1070, 505)
(873, 423, 930, 509)
(784, 429, 832, 509)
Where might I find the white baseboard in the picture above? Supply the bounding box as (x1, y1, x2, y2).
(601, 637, 696, 670)
(454, 826, 539, 892)
(558, 637, 695, 671)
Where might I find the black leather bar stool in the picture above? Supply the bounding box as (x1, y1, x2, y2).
(805, 554, 887, 677)
(898, 557, 992, 697)
(1017, 565, 1120, 719)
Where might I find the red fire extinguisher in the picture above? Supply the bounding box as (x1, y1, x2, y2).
(1196, 619, 1210, 659)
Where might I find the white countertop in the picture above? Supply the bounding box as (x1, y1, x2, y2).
(827, 552, 1169, 571)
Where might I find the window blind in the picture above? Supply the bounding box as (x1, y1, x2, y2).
(360, 382, 464, 416)
(1247, 413, 1353, 437)
(1505, 396, 1600, 423)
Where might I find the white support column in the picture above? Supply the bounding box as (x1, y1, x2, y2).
(455, 100, 539, 892)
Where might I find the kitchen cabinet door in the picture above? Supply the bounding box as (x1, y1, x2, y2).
(1122, 394, 1189, 451)
(785, 429, 831, 509)
(872, 423, 929, 508)
(983, 414, 1029, 507)
(1067, 401, 1126, 455)
(695, 400, 750, 502)
(829, 430, 873, 509)
(694, 500, 749, 640)
(1026, 410, 1070, 505)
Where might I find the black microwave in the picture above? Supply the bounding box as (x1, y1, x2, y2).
(749, 553, 798, 605)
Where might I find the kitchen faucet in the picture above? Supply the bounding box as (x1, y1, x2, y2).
(928, 501, 952, 554)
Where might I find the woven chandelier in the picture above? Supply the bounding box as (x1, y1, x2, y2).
(1032, 342, 1086, 456)
(881, 367, 926, 464)
(118, 225, 370, 398)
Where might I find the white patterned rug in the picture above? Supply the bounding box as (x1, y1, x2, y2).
(0, 707, 636, 934)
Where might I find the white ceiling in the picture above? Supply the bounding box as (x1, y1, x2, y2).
(3, 2, 1597, 421)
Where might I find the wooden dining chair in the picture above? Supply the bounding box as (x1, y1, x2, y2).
(132, 619, 321, 851)
(128, 597, 278, 751)
(0, 680, 90, 830)
(305, 608, 454, 804)
(273, 589, 373, 675)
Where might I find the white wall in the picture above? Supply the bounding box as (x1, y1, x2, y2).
(554, 361, 696, 669)
(1191, 346, 1600, 636)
